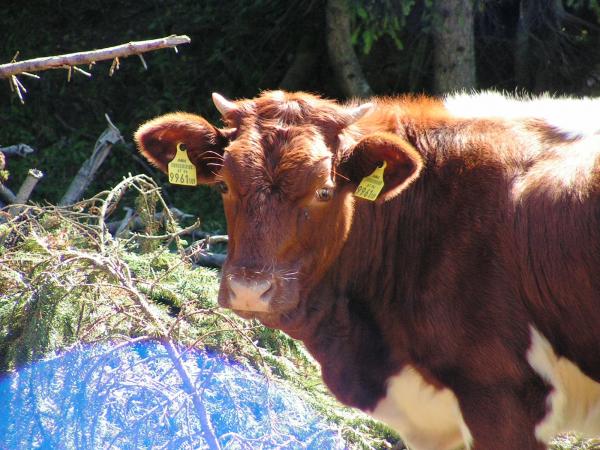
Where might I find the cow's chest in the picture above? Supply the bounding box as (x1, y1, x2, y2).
(366, 365, 471, 450)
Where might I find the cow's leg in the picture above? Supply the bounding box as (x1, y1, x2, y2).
(456, 382, 549, 450)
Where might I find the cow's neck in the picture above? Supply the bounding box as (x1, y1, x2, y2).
(292, 191, 427, 409)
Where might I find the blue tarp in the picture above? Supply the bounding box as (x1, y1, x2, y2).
(0, 341, 345, 449)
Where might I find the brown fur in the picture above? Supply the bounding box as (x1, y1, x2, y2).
(135, 91, 600, 449)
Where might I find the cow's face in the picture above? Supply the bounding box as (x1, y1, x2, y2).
(135, 91, 422, 330)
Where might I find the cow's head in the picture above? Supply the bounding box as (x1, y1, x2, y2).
(135, 91, 422, 330)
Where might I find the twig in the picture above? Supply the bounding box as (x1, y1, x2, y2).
(0, 35, 191, 79)
(132, 219, 201, 240)
(72, 66, 92, 77)
(138, 54, 148, 70)
(11, 76, 25, 104)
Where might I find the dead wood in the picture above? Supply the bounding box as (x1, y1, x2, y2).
(7, 169, 44, 216)
(0, 35, 190, 79)
(2, 35, 190, 103)
(59, 115, 123, 206)
(0, 184, 17, 204)
(0, 144, 35, 158)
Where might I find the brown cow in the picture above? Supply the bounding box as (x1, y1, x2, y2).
(135, 90, 600, 450)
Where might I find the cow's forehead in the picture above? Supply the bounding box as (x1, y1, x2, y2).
(222, 122, 332, 198)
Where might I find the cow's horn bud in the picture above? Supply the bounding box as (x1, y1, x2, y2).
(212, 92, 238, 116)
(347, 103, 373, 124)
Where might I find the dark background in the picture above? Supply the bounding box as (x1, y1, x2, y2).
(2, 0, 600, 230)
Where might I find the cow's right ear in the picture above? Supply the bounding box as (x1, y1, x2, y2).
(134, 112, 233, 184)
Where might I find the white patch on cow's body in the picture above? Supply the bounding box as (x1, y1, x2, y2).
(444, 91, 600, 138)
(527, 326, 600, 443)
(368, 365, 472, 450)
(510, 136, 600, 201)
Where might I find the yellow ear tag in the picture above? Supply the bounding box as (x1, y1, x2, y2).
(354, 161, 387, 201)
(168, 143, 197, 186)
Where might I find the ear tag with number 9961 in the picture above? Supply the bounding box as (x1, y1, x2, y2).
(354, 161, 386, 201)
(168, 143, 197, 186)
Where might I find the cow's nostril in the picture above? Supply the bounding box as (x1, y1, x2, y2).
(260, 282, 274, 301)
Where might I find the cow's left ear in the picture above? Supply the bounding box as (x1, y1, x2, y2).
(339, 132, 423, 202)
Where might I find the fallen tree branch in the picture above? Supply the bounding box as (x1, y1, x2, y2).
(59, 114, 123, 206)
(106, 208, 194, 235)
(14, 169, 44, 204)
(8, 169, 44, 216)
(0, 144, 35, 158)
(194, 252, 227, 268)
(0, 184, 17, 204)
(0, 35, 191, 79)
(185, 235, 229, 268)
(114, 207, 135, 237)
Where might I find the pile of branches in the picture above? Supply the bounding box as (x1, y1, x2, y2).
(0, 174, 234, 367)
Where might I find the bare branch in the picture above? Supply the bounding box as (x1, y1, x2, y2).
(0, 184, 17, 204)
(0, 143, 35, 157)
(59, 115, 124, 206)
(0, 35, 191, 79)
(8, 169, 44, 216)
(106, 208, 194, 235)
(114, 207, 135, 237)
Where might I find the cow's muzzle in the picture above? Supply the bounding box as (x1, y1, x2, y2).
(219, 272, 274, 312)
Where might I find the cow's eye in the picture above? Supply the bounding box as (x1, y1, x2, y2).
(215, 181, 229, 194)
(315, 187, 333, 202)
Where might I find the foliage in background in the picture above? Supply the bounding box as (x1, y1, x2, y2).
(350, 0, 418, 54)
